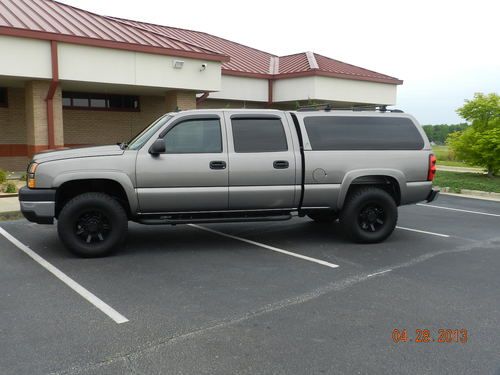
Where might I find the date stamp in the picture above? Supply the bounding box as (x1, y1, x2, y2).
(392, 328, 468, 344)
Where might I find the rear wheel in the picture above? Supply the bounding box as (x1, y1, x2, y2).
(57, 192, 128, 257)
(340, 187, 397, 243)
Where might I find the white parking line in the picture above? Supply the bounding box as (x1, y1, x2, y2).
(189, 224, 339, 269)
(0, 227, 129, 324)
(417, 203, 500, 217)
(396, 226, 450, 238)
(366, 269, 392, 278)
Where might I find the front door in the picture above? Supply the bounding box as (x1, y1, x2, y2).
(136, 114, 228, 212)
(224, 112, 298, 210)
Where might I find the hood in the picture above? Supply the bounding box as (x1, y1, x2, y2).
(34, 145, 125, 163)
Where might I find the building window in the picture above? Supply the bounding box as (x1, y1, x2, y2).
(0, 88, 7, 107)
(62, 92, 140, 111)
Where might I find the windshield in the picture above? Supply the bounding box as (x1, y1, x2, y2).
(127, 115, 172, 150)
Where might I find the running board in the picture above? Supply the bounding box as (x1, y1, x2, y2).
(136, 214, 292, 225)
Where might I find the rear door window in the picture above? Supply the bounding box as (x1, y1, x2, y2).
(231, 117, 288, 153)
(304, 116, 424, 150)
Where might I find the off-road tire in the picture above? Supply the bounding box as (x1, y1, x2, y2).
(57, 192, 128, 257)
(339, 187, 397, 243)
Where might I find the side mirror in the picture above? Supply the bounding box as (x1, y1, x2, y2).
(149, 139, 165, 155)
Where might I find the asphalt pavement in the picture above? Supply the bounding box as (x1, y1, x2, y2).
(0, 194, 499, 375)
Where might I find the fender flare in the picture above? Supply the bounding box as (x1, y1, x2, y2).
(52, 171, 138, 213)
(337, 169, 406, 210)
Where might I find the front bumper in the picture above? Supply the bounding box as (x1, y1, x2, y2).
(426, 188, 439, 203)
(19, 186, 56, 224)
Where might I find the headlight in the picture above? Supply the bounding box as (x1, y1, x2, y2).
(27, 162, 38, 188)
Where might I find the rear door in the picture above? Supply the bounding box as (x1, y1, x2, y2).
(224, 111, 298, 210)
(135, 113, 229, 212)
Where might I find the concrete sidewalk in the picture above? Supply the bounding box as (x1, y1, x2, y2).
(0, 197, 20, 213)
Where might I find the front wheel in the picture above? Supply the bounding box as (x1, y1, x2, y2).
(339, 187, 397, 243)
(57, 192, 128, 257)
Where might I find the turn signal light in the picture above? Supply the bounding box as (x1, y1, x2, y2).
(27, 162, 38, 188)
(427, 154, 437, 181)
(27, 177, 36, 188)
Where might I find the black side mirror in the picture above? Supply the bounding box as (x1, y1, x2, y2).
(149, 139, 165, 155)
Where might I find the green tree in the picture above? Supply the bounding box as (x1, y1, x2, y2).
(423, 123, 468, 144)
(448, 93, 500, 177)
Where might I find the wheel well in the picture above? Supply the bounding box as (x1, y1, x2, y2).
(348, 175, 401, 205)
(55, 179, 131, 218)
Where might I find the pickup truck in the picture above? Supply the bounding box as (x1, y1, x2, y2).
(19, 108, 438, 257)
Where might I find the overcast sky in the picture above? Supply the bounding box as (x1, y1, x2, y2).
(57, 0, 500, 124)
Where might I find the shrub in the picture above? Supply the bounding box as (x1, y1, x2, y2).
(5, 182, 17, 194)
(0, 169, 6, 184)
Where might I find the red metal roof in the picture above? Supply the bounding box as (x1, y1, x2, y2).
(112, 18, 276, 77)
(112, 18, 402, 84)
(0, 0, 229, 61)
(279, 53, 311, 74)
(314, 53, 402, 84)
(0, 0, 402, 84)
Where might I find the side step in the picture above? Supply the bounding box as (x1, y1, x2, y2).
(136, 213, 293, 225)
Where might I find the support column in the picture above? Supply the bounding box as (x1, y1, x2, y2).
(165, 90, 197, 112)
(25, 81, 64, 155)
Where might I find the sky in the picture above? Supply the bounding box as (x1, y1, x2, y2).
(57, 0, 500, 125)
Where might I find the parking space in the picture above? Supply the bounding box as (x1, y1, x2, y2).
(1, 195, 500, 374)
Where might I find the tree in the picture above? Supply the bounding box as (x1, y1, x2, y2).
(448, 93, 500, 177)
(422, 123, 468, 144)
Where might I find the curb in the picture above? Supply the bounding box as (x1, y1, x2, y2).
(0, 194, 18, 198)
(440, 192, 500, 202)
(436, 186, 500, 201)
(0, 211, 23, 222)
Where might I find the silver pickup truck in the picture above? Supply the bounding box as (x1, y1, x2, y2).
(19, 108, 438, 257)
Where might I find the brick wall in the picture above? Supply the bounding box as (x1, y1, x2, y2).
(63, 95, 167, 145)
(0, 156, 28, 171)
(0, 88, 26, 143)
(0, 87, 28, 171)
(165, 90, 196, 111)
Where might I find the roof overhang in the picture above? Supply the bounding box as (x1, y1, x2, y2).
(222, 68, 403, 85)
(0, 26, 230, 63)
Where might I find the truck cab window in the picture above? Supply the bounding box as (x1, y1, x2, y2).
(231, 117, 288, 153)
(164, 119, 222, 153)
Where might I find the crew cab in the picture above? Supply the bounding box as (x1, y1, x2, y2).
(19, 108, 438, 257)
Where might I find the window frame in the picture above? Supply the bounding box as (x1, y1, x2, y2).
(230, 115, 289, 153)
(0, 87, 8, 108)
(62, 91, 140, 112)
(161, 117, 224, 154)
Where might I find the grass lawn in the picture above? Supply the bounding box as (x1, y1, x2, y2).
(432, 145, 468, 168)
(437, 160, 473, 167)
(434, 171, 500, 193)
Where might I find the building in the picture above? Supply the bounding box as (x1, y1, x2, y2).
(0, 0, 403, 171)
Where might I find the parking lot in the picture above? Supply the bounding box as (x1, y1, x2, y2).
(1, 194, 499, 375)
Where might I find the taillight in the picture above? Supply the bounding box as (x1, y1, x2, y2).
(427, 154, 437, 181)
